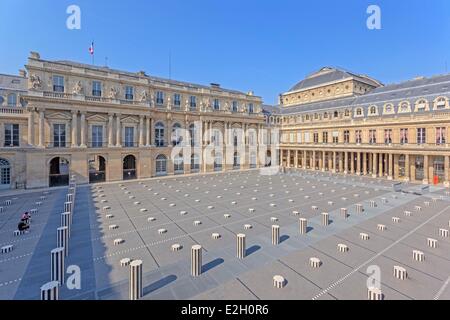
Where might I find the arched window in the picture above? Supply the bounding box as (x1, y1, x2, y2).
(250, 152, 257, 168)
(155, 122, 165, 147)
(0, 158, 11, 189)
(356, 108, 363, 116)
(324, 112, 329, 119)
(435, 97, 447, 109)
(171, 123, 183, 146)
(415, 99, 428, 111)
(214, 153, 222, 171)
(333, 111, 339, 118)
(123, 155, 137, 180)
(233, 152, 240, 169)
(189, 124, 196, 147)
(344, 109, 350, 117)
(174, 153, 184, 174)
(7, 94, 17, 107)
(369, 106, 377, 115)
(384, 104, 394, 114)
(156, 155, 167, 175)
(191, 153, 200, 172)
(305, 114, 310, 121)
(399, 101, 410, 113)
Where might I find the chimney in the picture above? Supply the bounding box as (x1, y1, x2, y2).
(210, 83, 221, 89)
(19, 69, 27, 78)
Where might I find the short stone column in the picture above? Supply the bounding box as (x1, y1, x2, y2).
(237, 234, 246, 259)
(40, 281, 59, 300)
(51, 247, 65, 285)
(129, 260, 143, 300)
(191, 245, 202, 277)
(57, 227, 69, 257)
(272, 225, 280, 245)
(299, 218, 307, 235)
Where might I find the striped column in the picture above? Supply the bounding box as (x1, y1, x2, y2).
(439, 228, 449, 238)
(40, 281, 59, 300)
(273, 275, 286, 288)
(309, 257, 321, 268)
(64, 202, 73, 213)
(393, 266, 408, 280)
(322, 212, 329, 226)
(340, 208, 348, 218)
(191, 245, 202, 277)
(367, 287, 383, 300)
(299, 218, 307, 235)
(66, 194, 74, 203)
(337, 243, 349, 252)
(413, 250, 425, 262)
(355, 204, 363, 214)
(427, 238, 437, 248)
(51, 248, 65, 285)
(237, 234, 246, 259)
(369, 200, 376, 208)
(61, 212, 71, 237)
(272, 225, 280, 245)
(57, 227, 69, 257)
(129, 260, 143, 300)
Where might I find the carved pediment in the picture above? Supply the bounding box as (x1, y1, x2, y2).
(86, 114, 107, 122)
(47, 111, 72, 120)
(121, 115, 139, 124)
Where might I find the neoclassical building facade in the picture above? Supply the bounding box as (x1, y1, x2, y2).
(271, 67, 450, 186)
(0, 52, 272, 189)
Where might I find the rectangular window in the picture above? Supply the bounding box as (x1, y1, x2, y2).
(332, 131, 339, 143)
(248, 103, 254, 114)
(436, 127, 446, 145)
(4, 124, 19, 147)
(124, 127, 134, 147)
(213, 99, 220, 110)
(290, 132, 295, 143)
(190, 96, 197, 109)
(156, 91, 164, 105)
(355, 130, 362, 144)
(400, 128, 408, 144)
(344, 130, 350, 144)
(53, 75, 64, 92)
(125, 86, 134, 100)
(91, 125, 103, 148)
(322, 132, 328, 144)
(369, 130, 377, 144)
(384, 129, 393, 144)
(417, 128, 426, 144)
(249, 131, 256, 146)
(304, 132, 311, 143)
(92, 81, 102, 97)
(173, 94, 181, 108)
(313, 132, 319, 144)
(53, 124, 66, 148)
(297, 132, 302, 144)
(232, 101, 238, 112)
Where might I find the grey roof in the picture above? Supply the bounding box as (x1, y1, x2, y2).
(0, 74, 27, 92)
(274, 72, 450, 117)
(52, 60, 256, 97)
(287, 67, 381, 92)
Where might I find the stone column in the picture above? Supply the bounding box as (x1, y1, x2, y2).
(321, 151, 325, 172)
(379, 153, 384, 178)
(339, 152, 343, 173)
(38, 109, 45, 147)
(41, 281, 59, 300)
(71, 111, 78, 147)
(388, 153, 393, 180)
(363, 153, 367, 175)
(372, 153, 377, 178)
(287, 149, 291, 167)
(146, 117, 151, 146)
(344, 152, 348, 174)
(444, 156, 449, 187)
(312, 151, 316, 170)
(129, 260, 143, 300)
(272, 225, 280, 245)
(80, 112, 86, 148)
(423, 155, 429, 184)
(357, 152, 361, 175)
(139, 116, 144, 147)
(303, 150, 307, 169)
(333, 151, 337, 173)
(405, 154, 410, 182)
(394, 154, 399, 180)
(116, 114, 121, 147)
(191, 245, 202, 276)
(294, 150, 298, 168)
(108, 114, 114, 147)
(350, 152, 354, 174)
(28, 108, 35, 146)
(237, 234, 246, 259)
(150, 118, 154, 146)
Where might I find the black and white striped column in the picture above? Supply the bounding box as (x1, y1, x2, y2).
(61, 212, 71, 237)
(299, 218, 307, 235)
(393, 266, 408, 280)
(413, 250, 425, 262)
(40, 281, 59, 300)
(191, 245, 202, 277)
(51, 247, 65, 285)
(427, 238, 437, 248)
(367, 287, 383, 300)
(57, 227, 69, 257)
(66, 193, 74, 203)
(129, 260, 143, 300)
(439, 228, 449, 238)
(64, 202, 73, 213)
(237, 234, 246, 259)
(322, 212, 329, 226)
(355, 204, 363, 214)
(272, 225, 280, 245)
(340, 208, 348, 218)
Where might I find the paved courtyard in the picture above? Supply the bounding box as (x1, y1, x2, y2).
(1, 169, 450, 300)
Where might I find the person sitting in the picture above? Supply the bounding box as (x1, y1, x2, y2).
(18, 221, 30, 232)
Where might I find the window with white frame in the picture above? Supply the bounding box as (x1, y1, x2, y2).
(436, 127, 446, 145)
(355, 130, 362, 144)
(232, 101, 238, 112)
(190, 96, 197, 109)
(156, 91, 164, 105)
(156, 155, 167, 175)
(384, 129, 393, 144)
(289, 132, 295, 144)
(4, 124, 19, 147)
(91, 125, 103, 147)
(173, 93, 181, 109)
(53, 124, 65, 148)
(417, 128, 426, 144)
(304, 132, 310, 143)
(92, 81, 102, 97)
(155, 122, 165, 147)
(125, 86, 134, 100)
(53, 75, 64, 92)
(296, 132, 302, 144)
(124, 127, 134, 147)
(7, 94, 17, 107)
(369, 130, 377, 144)
(213, 99, 220, 110)
(332, 131, 339, 143)
(400, 128, 408, 144)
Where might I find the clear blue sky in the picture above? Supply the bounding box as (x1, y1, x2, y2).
(1, 0, 449, 104)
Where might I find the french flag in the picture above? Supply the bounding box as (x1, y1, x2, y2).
(89, 42, 94, 55)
